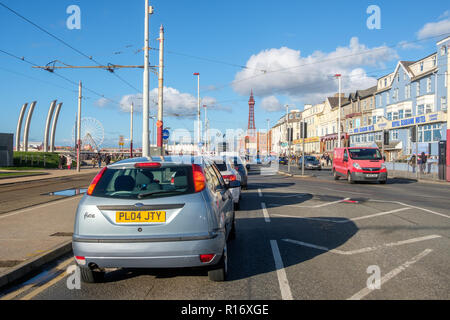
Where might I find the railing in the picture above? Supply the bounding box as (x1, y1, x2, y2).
(385, 161, 440, 181)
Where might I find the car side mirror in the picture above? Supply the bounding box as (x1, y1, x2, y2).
(227, 180, 241, 189)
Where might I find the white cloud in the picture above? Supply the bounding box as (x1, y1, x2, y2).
(398, 40, 422, 50)
(116, 87, 229, 117)
(94, 97, 109, 107)
(261, 95, 283, 112)
(417, 17, 450, 40)
(232, 37, 397, 104)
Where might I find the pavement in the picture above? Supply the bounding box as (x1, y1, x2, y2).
(0, 165, 449, 300)
(0, 167, 99, 290)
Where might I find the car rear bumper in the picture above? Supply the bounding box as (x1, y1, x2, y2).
(72, 232, 225, 269)
(351, 171, 387, 182)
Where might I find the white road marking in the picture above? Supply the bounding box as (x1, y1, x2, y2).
(268, 197, 350, 209)
(258, 188, 262, 197)
(261, 202, 270, 222)
(347, 249, 433, 300)
(0, 195, 83, 220)
(270, 240, 293, 300)
(272, 207, 410, 223)
(282, 235, 441, 255)
(368, 199, 450, 220)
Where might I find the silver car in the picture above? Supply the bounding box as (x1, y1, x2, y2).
(72, 156, 239, 283)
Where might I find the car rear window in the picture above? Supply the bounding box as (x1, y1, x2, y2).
(213, 161, 228, 171)
(91, 165, 194, 199)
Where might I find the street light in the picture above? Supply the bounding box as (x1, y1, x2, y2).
(335, 74, 342, 148)
(285, 105, 291, 173)
(193, 72, 201, 154)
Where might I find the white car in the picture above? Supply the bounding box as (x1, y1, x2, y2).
(210, 156, 242, 209)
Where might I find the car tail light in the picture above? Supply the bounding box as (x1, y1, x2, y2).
(222, 174, 236, 183)
(135, 162, 161, 168)
(192, 164, 206, 192)
(87, 167, 107, 195)
(75, 256, 86, 265)
(199, 254, 215, 263)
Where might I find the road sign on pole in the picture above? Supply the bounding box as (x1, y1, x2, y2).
(162, 129, 170, 141)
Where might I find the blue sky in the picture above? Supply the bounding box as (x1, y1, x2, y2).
(1, 0, 449, 148)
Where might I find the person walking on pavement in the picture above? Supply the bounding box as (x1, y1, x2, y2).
(420, 152, 427, 174)
(66, 155, 72, 170)
(58, 154, 64, 169)
(105, 154, 111, 166)
(97, 153, 102, 168)
(410, 154, 416, 173)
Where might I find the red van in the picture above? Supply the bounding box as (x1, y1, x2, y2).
(332, 147, 387, 184)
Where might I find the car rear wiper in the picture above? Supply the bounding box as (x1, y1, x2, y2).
(137, 190, 184, 199)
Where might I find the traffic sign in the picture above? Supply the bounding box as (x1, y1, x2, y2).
(162, 129, 170, 140)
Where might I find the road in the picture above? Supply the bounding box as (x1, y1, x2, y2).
(2, 167, 450, 300)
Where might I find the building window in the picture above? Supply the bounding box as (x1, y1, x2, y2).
(405, 108, 412, 118)
(387, 112, 392, 120)
(390, 129, 399, 141)
(420, 62, 424, 72)
(425, 104, 433, 114)
(398, 109, 404, 119)
(441, 97, 447, 111)
(441, 45, 447, 56)
(416, 82, 420, 97)
(373, 116, 377, 124)
(445, 72, 448, 88)
(386, 92, 390, 105)
(427, 77, 432, 93)
(375, 131, 382, 141)
(432, 56, 436, 67)
(417, 104, 424, 115)
(392, 111, 399, 120)
(378, 95, 382, 106)
(405, 84, 411, 99)
(397, 73, 400, 82)
(384, 78, 387, 87)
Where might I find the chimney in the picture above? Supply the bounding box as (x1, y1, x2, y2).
(334, 93, 345, 98)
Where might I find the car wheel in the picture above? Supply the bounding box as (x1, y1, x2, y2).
(347, 172, 354, 184)
(333, 170, 339, 180)
(208, 244, 227, 282)
(80, 266, 105, 283)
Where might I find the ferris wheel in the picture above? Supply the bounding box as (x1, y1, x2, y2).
(72, 117, 105, 151)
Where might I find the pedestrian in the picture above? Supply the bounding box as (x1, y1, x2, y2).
(58, 154, 64, 170)
(420, 152, 427, 174)
(105, 154, 111, 166)
(91, 155, 97, 168)
(97, 153, 102, 168)
(66, 155, 72, 170)
(410, 154, 416, 173)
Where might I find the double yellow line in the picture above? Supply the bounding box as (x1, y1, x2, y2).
(1, 257, 74, 300)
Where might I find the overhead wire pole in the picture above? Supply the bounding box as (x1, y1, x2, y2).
(157, 24, 164, 155)
(193, 73, 201, 154)
(285, 104, 291, 174)
(77, 81, 82, 172)
(204, 104, 208, 154)
(142, 1, 153, 157)
(130, 102, 134, 158)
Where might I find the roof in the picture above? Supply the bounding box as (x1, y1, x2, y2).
(327, 96, 348, 108)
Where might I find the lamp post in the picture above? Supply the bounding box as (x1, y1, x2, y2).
(335, 74, 342, 148)
(193, 72, 201, 154)
(266, 118, 270, 157)
(285, 105, 291, 173)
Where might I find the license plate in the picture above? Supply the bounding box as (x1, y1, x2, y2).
(365, 174, 378, 178)
(115, 211, 166, 223)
